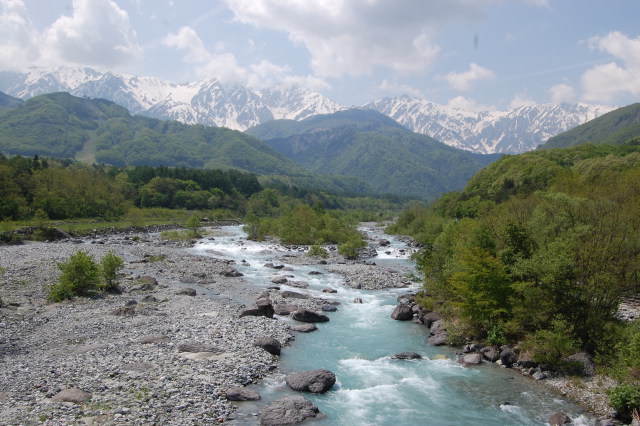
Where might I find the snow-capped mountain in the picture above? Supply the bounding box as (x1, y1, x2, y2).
(0, 67, 614, 154)
(364, 96, 614, 154)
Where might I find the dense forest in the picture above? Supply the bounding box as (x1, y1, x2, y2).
(388, 141, 640, 416)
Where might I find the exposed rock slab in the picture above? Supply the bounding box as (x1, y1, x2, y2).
(261, 395, 323, 425)
(285, 369, 336, 393)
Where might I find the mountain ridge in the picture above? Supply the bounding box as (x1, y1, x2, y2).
(0, 66, 614, 154)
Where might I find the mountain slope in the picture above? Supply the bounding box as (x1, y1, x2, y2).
(247, 109, 498, 200)
(365, 96, 614, 154)
(0, 91, 23, 109)
(539, 103, 640, 149)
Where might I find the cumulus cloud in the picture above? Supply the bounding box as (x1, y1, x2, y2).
(222, 0, 493, 78)
(549, 83, 575, 104)
(509, 93, 536, 108)
(581, 32, 640, 103)
(0, 0, 40, 70)
(43, 0, 141, 68)
(379, 79, 424, 98)
(447, 95, 494, 112)
(164, 26, 327, 90)
(442, 63, 495, 91)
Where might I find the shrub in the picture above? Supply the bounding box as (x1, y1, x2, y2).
(609, 384, 640, 421)
(49, 251, 101, 302)
(185, 215, 202, 238)
(338, 236, 365, 260)
(521, 317, 581, 368)
(100, 251, 124, 293)
(308, 243, 329, 258)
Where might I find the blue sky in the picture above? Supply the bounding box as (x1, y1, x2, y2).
(1, 0, 639, 110)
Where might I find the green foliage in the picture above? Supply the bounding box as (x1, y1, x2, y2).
(185, 215, 202, 238)
(338, 235, 366, 260)
(521, 318, 582, 368)
(610, 321, 640, 385)
(100, 251, 124, 293)
(308, 243, 329, 258)
(49, 250, 101, 301)
(608, 384, 640, 420)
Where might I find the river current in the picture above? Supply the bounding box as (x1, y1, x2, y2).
(191, 225, 593, 425)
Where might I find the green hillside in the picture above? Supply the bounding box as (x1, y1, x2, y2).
(0, 92, 373, 195)
(247, 109, 498, 200)
(0, 91, 22, 109)
(540, 103, 640, 149)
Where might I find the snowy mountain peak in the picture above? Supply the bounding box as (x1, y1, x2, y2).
(0, 66, 615, 153)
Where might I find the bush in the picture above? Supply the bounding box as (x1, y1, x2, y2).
(308, 243, 329, 258)
(609, 384, 640, 421)
(338, 236, 365, 260)
(521, 317, 581, 368)
(49, 251, 101, 301)
(100, 251, 124, 293)
(185, 215, 202, 238)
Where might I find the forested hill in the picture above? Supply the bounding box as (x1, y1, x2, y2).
(540, 103, 640, 149)
(246, 108, 499, 200)
(0, 91, 22, 109)
(0, 92, 311, 175)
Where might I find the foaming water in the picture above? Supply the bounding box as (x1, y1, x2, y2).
(193, 225, 594, 425)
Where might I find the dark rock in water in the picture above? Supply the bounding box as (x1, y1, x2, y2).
(281, 291, 310, 299)
(264, 262, 275, 268)
(353, 298, 363, 304)
(564, 352, 596, 376)
(396, 293, 415, 304)
(321, 304, 337, 312)
(220, 268, 243, 277)
(548, 412, 571, 425)
(51, 388, 92, 403)
(289, 281, 309, 288)
(273, 304, 298, 315)
(532, 371, 547, 381)
(178, 342, 223, 353)
(291, 324, 318, 332)
(271, 276, 288, 284)
(420, 311, 442, 328)
(500, 347, 518, 368)
(322, 288, 337, 293)
(391, 303, 414, 320)
(261, 395, 324, 426)
(517, 351, 537, 368)
(240, 298, 275, 319)
(308, 271, 323, 275)
(391, 352, 422, 360)
(379, 239, 391, 247)
(137, 334, 170, 344)
(225, 386, 261, 401)
(480, 346, 500, 362)
(175, 287, 197, 296)
(291, 310, 329, 323)
(254, 337, 281, 356)
(458, 353, 482, 365)
(285, 369, 336, 393)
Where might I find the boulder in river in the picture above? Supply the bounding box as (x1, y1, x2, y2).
(480, 346, 501, 362)
(321, 304, 337, 312)
(281, 290, 310, 299)
(353, 298, 363, 304)
(391, 303, 414, 320)
(261, 395, 324, 425)
(285, 369, 336, 393)
(499, 347, 518, 368)
(458, 353, 482, 366)
(391, 352, 422, 360)
(426, 319, 448, 346)
(290, 324, 318, 333)
(273, 304, 298, 315)
(291, 310, 329, 323)
(254, 337, 281, 356)
(548, 412, 571, 425)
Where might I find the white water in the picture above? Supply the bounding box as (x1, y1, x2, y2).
(191, 225, 594, 425)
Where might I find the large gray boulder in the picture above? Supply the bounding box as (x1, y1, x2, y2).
(480, 346, 501, 362)
(391, 303, 414, 320)
(261, 395, 324, 425)
(391, 352, 422, 360)
(291, 310, 329, 323)
(254, 337, 281, 356)
(426, 319, 448, 346)
(285, 369, 336, 393)
(548, 412, 571, 425)
(499, 347, 518, 368)
(458, 353, 482, 366)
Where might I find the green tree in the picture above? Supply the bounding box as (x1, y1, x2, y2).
(185, 215, 202, 238)
(49, 250, 101, 301)
(100, 251, 125, 293)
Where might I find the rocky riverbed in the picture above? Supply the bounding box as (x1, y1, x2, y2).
(0, 228, 296, 425)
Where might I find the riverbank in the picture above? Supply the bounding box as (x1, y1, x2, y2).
(0, 227, 292, 424)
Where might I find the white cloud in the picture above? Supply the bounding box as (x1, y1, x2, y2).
(42, 0, 141, 68)
(442, 63, 495, 91)
(222, 0, 494, 78)
(447, 95, 494, 112)
(549, 83, 575, 104)
(581, 32, 640, 103)
(0, 0, 40, 70)
(379, 79, 424, 98)
(509, 93, 536, 108)
(164, 26, 327, 90)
